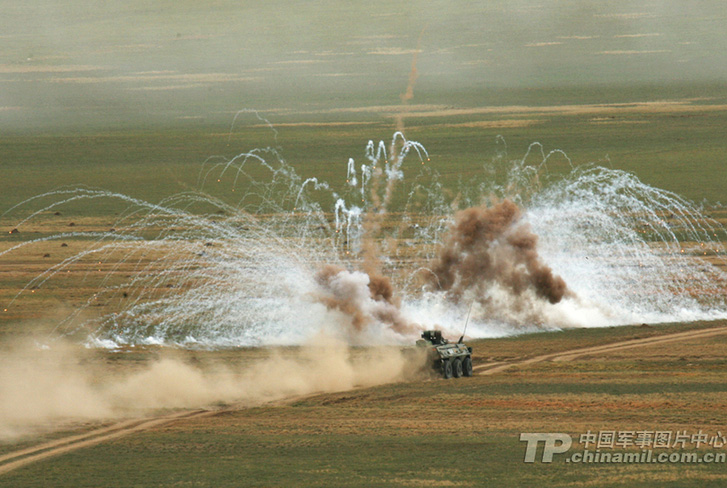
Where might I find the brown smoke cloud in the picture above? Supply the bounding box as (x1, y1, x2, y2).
(0, 336, 425, 441)
(427, 199, 571, 316)
(314, 264, 417, 336)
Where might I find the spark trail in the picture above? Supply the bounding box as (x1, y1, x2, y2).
(2, 134, 726, 347)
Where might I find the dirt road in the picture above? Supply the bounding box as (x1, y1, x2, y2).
(2, 324, 726, 476)
(473, 324, 727, 375)
(0, 410, 214, 476)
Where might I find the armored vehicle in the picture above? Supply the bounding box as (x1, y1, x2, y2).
(417, 330, 473, 379)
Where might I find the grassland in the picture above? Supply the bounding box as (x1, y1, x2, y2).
(3, 83, 727, 217)
(3, 321, 727, 487)
(4, 0, 727, 483)
(3, 85, 727, 333)
(2, 83, 727, 486)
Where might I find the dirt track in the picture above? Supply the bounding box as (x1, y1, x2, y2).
(473, 324, 727, 375)
(2, 324, 727, 476)
(0, 410, 214, 476)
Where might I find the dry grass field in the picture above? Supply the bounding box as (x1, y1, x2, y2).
(2, 321, 727, 487)
(4, 1, 727, 486)
(2, 97, 727, 486)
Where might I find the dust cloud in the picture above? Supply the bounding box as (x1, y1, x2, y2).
(427, 199, 572, 322)
(0, 336, 425, 441)
(314, 264, 418, 336)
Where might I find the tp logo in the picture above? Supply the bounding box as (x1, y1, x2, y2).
(520, 433, 573, 463)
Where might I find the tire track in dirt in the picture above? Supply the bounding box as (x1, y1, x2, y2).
(3, 325, 726, 476)
(0, 409, 214, 476)
(473, 325, 727, 375)
(0, 390, 332, 477)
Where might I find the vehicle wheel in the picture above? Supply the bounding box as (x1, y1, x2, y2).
(452, 358, 463, 378)
(441, 359, 453, 379)
(462, 356, 473, 377)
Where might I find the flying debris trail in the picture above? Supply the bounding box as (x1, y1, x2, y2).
(395, 25, 426, 133)
(2, 130, 727, 346)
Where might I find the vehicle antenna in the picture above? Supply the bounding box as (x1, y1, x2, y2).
(458, 301, 474, 344)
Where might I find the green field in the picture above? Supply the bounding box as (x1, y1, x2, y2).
(3, 321, 727, 487)
(3, 83, 727, 217)
(3, 80, 727, 488)
(3, 86, 727, 333)
(3, 1, 727, 486)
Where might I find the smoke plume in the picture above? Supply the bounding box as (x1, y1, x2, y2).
(427, 199, 571, 320)
(314, 264, 417, 337)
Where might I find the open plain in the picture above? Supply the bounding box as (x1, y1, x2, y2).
(3, 2, 727, 486)
(2, 321, 727, 486)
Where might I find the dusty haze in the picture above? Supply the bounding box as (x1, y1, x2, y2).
(0, 337, 426, 441)
(2, 1, 727, 130)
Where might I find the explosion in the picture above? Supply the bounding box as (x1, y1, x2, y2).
(427, 199, 572, 324)
(314, 264, 418, 337)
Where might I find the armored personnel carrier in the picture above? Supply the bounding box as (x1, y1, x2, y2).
(417, 330, 473, 379)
